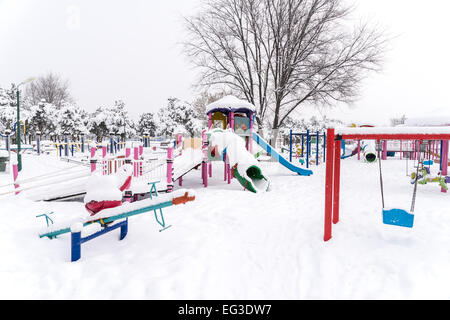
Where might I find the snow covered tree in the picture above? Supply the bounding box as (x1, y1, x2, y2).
(0, 86, 16, 131)
(137, 112, 157, 136)
(157, 98, 202, 138)
(55, 102, 88, 140)
(88, 100, 134, 141)
(27, 100, 58, 138)
(88, 106, 111, 142)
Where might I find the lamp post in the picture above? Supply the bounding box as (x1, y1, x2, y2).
(16, 77, 35, 171)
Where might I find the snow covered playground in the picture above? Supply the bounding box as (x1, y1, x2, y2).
(0, 97, 449, 300)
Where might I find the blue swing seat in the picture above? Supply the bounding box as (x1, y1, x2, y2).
(382, 208, 414, 228)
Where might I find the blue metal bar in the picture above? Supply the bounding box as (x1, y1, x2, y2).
(81, 135, 85, 153)
(316, 131, 319, 166)
(36, 134, 40, 155)
(71, 219, 128, 262)
(80, 219, 128, 244)
(64, 136, 69, 157)
(5, 133, 9, 151)
(301, 134, 304, 157)
(306, 130, 310, 169)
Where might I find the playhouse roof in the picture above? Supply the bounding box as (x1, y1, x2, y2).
(206, 95, 256, 114)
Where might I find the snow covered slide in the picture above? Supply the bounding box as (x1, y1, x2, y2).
(209, 130, 270, 193)
(252, 132, 313, 176)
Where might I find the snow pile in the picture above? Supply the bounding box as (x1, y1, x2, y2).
(206, 95, 256, 113)
(336, 126, 450, 135)
(84, 174, 122, 203)
(84, 164, 133, 203)
(1, 152, 450, 299)
(209, 129, 258, 169)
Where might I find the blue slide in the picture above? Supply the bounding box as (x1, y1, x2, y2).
(252, 133, 313, 176)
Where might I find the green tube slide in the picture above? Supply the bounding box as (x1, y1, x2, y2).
(232, 165, 270, 193)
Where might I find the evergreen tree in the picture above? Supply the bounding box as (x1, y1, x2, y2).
(56, 102, 88, 140)
(27, 100, 58, 138)
(88, 106, 110, 142)
(157, 98, 202, 138)
(138, 112, 157, 136)
(0, 86, 15, 131)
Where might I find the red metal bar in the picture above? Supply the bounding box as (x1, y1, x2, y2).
(442, 140, 449, 193)
(333, 139, 341, 225)
(324, 128, 335, 242)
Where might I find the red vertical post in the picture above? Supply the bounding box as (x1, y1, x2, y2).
(441, 140, 449, 193)
(13, 163, 20, 195)
(333, 138, 342, 225)
(324, 128, 335, 242)
(133, 147, 139, 177)
(90, 147, 97, 173)
(102, 146, 107, 175)
(382, 140, 388, 160)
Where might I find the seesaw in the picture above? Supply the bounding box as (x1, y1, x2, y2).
(39, 189, 195, 262)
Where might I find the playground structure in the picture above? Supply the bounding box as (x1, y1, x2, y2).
(2, 95, 316, 198)
(323, 126, 450, 242)
(288, 129, 326, 167)
(201, 95, 313, 193)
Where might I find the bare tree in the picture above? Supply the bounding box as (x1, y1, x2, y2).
(25, 72, 73, 108)
(185, 0, 387, 140)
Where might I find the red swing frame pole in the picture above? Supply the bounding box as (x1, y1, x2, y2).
(324, 128, 335, 241)
(333, 137, 342, 225)
(322, 127, 450, 242)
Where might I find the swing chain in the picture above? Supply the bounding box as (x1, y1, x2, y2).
(410, 144, 421, 213)
(376, 140, 385, 209)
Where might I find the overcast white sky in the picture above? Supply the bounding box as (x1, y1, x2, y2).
(1, 0, 449, 125)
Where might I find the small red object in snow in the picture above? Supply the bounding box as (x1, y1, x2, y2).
(85, 200, 123, 216)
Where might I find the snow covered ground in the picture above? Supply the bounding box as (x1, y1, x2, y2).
(0, 153, 449, 299)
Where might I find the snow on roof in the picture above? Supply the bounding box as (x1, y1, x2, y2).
(404, 116, 450, 127)
(335, 126, 450, 135)
(206, 95, 256, 114)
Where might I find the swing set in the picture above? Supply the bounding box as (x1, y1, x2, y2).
(323, 127, 450, 242)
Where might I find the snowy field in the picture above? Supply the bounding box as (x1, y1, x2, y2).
(0, 154, 449, 299)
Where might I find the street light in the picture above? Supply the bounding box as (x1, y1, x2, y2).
(16, 77, 36, 171)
